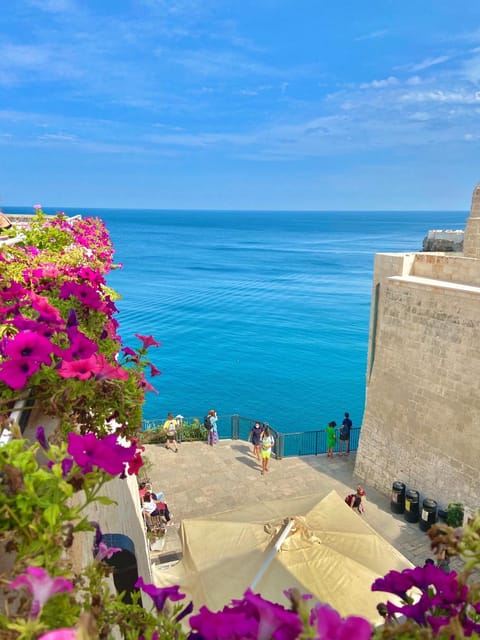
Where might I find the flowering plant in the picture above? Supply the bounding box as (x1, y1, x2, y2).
(0, 208, 160, 439)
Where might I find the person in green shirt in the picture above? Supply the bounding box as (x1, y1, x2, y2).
(326, 421, 337, 458)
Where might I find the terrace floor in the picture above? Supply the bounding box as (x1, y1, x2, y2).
(143, 439, 452, 570)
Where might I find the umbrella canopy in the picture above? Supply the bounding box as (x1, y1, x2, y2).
(153, 490, 412, 623)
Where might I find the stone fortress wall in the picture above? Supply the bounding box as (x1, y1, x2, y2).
(354, 182, 480, 511)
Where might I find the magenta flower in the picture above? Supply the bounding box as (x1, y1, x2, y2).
(239, 590, 303, 640)
(59, 281, 103, 311)
(9, 567, 73, 618)
(373, 564, 472, 633)
(66, 308, 78, 328)
(62, 327, 98, 360)
(0, 356, 41, 390)
(30, 265, 61, 281)
(138, 374, 159, 394)
(95, 541, 122, 561)
(33, 204, 42, 210)
(12, 315, 57, 339)
(29, 292, 63, 324)
(149, 363, 162, 377)
(67, 432, 136, 475)
(310, 603, 371, 640)
(135, 577, 185, 612)
(58, 357, 96, 380)
(189, 590, 303, 640)
(4, 330, 55, 365)
(121, 346, 137, 358)
(61, 457, 74, 477)
(135, 333, 162, 349)
(189, 606, 258, 640)
(36, 426, 49, 450)
(38, 630, 77, 640)
(127, 450, 144, 476)
(92, 353, 129, 381)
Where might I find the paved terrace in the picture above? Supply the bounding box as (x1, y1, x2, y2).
(143, 439, 448, 569)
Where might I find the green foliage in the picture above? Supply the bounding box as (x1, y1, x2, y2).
(446, 502, 464, 528)
(15, 210, 79, 252)
(139, 419, 207, 444)
(0, 437, 106, 573)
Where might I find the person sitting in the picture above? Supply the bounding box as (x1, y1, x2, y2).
(345, 485, 366, 514)
(142, 491, 171, 522)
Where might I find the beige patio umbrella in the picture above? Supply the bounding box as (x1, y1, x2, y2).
(153, 490, 412, 623)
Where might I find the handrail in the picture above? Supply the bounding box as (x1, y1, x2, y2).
(141, 413, 361, 460)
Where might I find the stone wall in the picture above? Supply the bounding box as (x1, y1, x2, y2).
(356, 272, 480, 509)
(356, 183, 480, 512)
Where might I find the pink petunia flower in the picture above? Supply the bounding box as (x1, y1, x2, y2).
(38, 630, 77, 640)
(134, 334, 162, 349)
(92, 353, 129, 381)
(12, 316, 57, 339)
(67, 432, 136, 476)
(0, 357, 41, 390)
(9, 567, 73, 618)
(29, 292, 64, 325)
(135, 577, 185, 612)
(57, 357, 97, 380)
(138, 374, 159, 394)
(127, 450, 144, 476)
(4, 330, 55, 365)
(95, 541, 122, 561)
(149, 363, 162, 377)
(310, 603, 371, 640)
(62, 327, 98, 361)
(59, 281, 104, 311)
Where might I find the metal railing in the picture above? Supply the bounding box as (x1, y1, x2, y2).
(142, 414, 361, 460)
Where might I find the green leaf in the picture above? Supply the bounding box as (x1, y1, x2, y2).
(43, 503, 61, 528)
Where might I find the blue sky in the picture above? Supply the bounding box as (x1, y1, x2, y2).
(1, 1, 480, 210)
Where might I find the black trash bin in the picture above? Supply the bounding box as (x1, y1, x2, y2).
(420, 498, 438, 532)
(404, 489, 420, 523)
(390, 481, 406, 514)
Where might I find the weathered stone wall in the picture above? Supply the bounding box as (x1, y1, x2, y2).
(356, 271, 480, 509)
(411, 254, 480, 287)
(464, 182, 480, 258)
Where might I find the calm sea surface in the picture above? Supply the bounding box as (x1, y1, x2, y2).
(3, 207, 468, 434)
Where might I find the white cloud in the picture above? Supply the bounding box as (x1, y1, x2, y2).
(462, 54, 480, 83)
(360, 76, 399, 89)
(406, 76, 423, 86)
(401, 55, 450, 72)
(408, 112, 431, 121)
(400, 90, 480, 104)
(0, 44, 50, 68)
(28, 0, 77, 12)
(354, 29, 388, 41)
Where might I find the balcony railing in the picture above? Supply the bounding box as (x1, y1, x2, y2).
(142, 414, 361, 460)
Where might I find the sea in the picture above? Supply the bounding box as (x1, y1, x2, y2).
(2, 206, 468, 436)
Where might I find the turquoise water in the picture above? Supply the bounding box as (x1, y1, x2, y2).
(3, 207, 467, 434)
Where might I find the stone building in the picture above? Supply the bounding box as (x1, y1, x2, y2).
(355, 182, 480, 512)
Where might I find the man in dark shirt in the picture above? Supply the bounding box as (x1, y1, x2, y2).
(339, 412, 352, 455)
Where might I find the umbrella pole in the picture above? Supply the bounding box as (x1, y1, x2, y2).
(249, 518, 295, 591)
